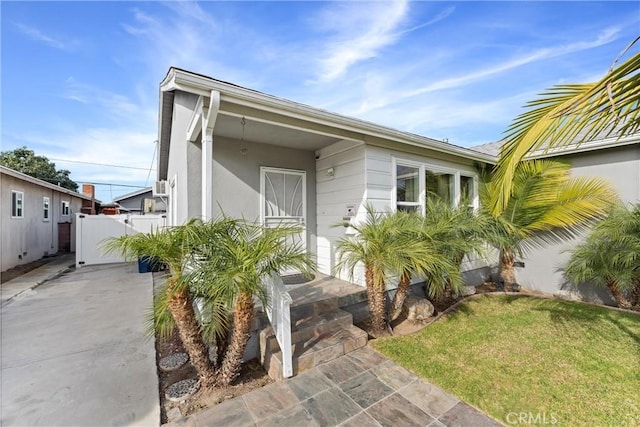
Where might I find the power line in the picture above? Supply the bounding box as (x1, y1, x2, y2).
(77, 181, 148, 189)
(144, 141, 158, 187)
(49, 158, 155, 171)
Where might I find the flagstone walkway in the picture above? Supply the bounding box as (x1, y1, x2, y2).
(165, 347, 501, 427)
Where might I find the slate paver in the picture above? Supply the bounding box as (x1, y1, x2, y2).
(317, 355, 366, 384)
(260, 403, 319, 427)
(193, 397, 255, 427)
(370, 359, 419, 390)
(346, 347, 388, 369)
(398, 380, 460, 418)
(438, 402, 502, 427)
(366, 393, 435, 427)
(339, 411, 382, 427)
(339, 371, 394, 409)
(301, 387, 362, 426)
(286, 367, 334, 401)
(242, 380, 298, 420)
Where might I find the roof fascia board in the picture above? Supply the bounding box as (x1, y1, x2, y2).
(113, 187, 152, 202)
(527, 134, 640, 159)
(166, 69, 495, 164)
(0, 166, 91, 201)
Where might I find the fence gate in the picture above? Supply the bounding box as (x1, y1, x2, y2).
(75, 214, 167, 267)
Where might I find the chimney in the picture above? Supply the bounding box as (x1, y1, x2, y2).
(81, 184, 96, 215)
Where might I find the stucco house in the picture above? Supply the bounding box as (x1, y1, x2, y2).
(156, 67, 638, 377)
(113, 187, 167, 214)
(473, 133, 640, 304)
(1, 165, 92, 272)
(156, 67, 639, 304)
(157, 67, 495, 287)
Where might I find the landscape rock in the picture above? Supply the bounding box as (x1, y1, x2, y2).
(457, 286, 477, 297)
(553, 290, 581, 302)
(402, 296, 435, 323)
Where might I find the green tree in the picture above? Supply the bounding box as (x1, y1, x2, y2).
(418, 199, 486, 301)
(493, 43, 639, 215)
(0, 146, 78, 191)
(103, 219, 231, 388)
(189, 218, 315, 386)
(385, 210, 463, 322)
(565, 204, 640, 310)
(480, 159, 618, 285)
(336, 206, 466, 332)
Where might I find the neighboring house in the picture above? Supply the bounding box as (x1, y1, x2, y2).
(472, 134, 640, 304)
(157, 67, 495, 286)
(1, 165, 93, 271)
(113, 187, 167, 214)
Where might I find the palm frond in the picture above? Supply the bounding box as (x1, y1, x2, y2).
(493, 48, 640, 214)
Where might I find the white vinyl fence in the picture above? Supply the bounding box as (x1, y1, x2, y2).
(263, 272, 293, 378)
(75, 213, 167, 267)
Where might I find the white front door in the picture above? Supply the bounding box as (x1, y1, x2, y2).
(260, 167, 306, 251)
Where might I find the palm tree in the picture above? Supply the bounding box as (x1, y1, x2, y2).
(419, 199, 486, 300)
(493, 41, 639, 215)
(565, 204, 640, 309)
(189, 219, 315, 386)
(386, 210, 464, 322)
(104, 219, 226, 388)
(480, 159, 618, 285)
(336, 206, 411, 333)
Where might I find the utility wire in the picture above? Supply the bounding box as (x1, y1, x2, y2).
(144, 141, 158, 187)
(77, 181, 147, 189)
(49, 158, 155, 171)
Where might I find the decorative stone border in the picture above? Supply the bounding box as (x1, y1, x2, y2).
(159, 352, 189, 372)
(165, 378, 200, 402)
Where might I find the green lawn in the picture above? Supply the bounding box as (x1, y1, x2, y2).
(372, 295, 640, 426)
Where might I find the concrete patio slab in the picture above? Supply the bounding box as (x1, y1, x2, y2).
(0, 263, 159, 426)
(1, 253, 75, 306)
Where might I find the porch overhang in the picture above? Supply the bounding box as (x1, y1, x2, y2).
(157, 67, 496, 180)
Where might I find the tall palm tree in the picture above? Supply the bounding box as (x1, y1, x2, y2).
(480, 159, 618, 285)
(189, 219, 315, 386)
(104, 219, 229, 388)
(565, 204, 640, 309)
(493, 41, 639, 214)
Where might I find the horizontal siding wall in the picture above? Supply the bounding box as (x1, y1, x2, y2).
(316, 140, 366, 282)
(364, 145, 488, 288)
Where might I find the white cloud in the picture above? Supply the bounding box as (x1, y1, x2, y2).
(14, 22, 81, 51)
(404, 27, 621, 97)
(313, 0, 411, 82)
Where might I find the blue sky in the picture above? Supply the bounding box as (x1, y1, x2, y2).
(2, 1, 638, 203)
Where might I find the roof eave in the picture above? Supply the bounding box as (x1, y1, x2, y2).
(159, 68, 496, 167)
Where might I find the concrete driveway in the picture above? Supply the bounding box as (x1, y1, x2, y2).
(1, 263, 160, 426)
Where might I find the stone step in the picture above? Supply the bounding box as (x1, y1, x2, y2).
(260, 308, 353, 352)
(263, 324, 368, 381)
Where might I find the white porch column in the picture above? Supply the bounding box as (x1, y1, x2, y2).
(201, 90, 220, 221)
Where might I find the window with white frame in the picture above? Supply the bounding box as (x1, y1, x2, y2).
(43, 197, 50, 221)
(11, 191, 24, 218)
(393, 158, 477, 213)
(396, 164, 421, 212)
(460, 175, 477, 211)
(61, 200, 70, 216)
(425, 169, 454, 205)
